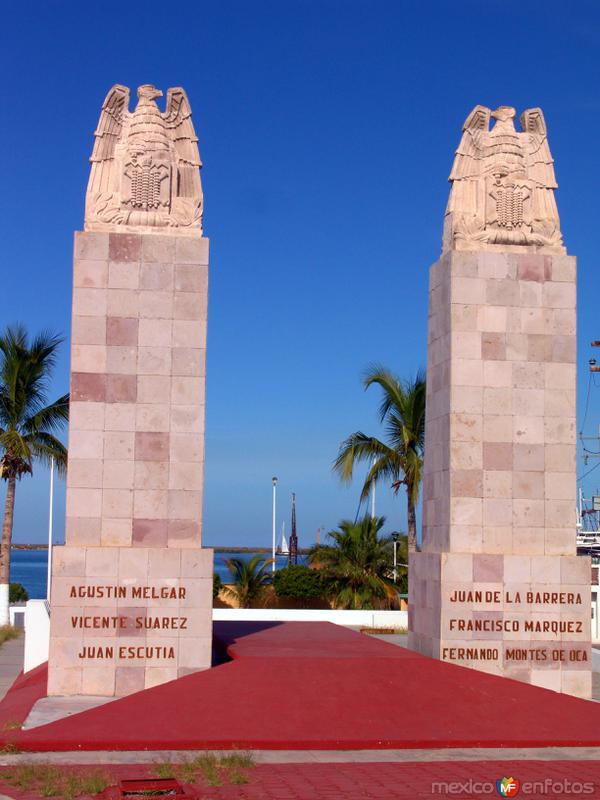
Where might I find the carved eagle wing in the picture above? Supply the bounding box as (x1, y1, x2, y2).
(163, 88, 202, 204)
(88, 85, 130, 196)
(520, 107, 558, 189)
(449, 105, 491, 182)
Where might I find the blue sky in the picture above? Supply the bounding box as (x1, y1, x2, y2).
(1, 0, 600, 546)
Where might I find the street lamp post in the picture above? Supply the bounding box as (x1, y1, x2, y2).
(271, 477, 278, 573)
(392, 532, 400, 583)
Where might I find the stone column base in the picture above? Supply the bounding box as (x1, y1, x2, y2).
(48, 545, 213, 697)
(409, 550, 591, 699)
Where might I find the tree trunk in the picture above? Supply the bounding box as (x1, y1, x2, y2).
(0, 473, 16, 625)
(406, 491, 417, 553)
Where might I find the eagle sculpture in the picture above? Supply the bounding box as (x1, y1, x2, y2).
(85, 84, 203, 232)
(444, 105, 564, 253)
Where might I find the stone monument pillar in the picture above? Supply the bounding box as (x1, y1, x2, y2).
(408, 105, 591, 698)
(47, 85, 213, 697)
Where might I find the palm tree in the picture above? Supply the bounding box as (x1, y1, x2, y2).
(309, 515, 398, 609)
(333, 366, 425, 552)
(0, 326, 68, 624)
(223, 556, 274, 608)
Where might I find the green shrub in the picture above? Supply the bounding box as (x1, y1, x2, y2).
(9, 582, 28, 603)
(273, 565, 325, 599)
(213, 573, 223, 599)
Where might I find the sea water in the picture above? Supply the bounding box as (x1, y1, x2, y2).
(10, 548, 308, 599)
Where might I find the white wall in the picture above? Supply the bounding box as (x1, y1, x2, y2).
(213, 608, 408, 628)
(24, 600, 50, 673)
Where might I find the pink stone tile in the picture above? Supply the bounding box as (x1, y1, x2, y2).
(133, 489, 168, 519)
(482, 525, 511, 554)
(172, 348, 206, 377)
(481, 333, 505, 360)
(115, 666, 145, 696)
(168, 520, 202, 546)
(531, 556, 560, 583)
(132, 519, 168, 547)
(142, 235, 176, 263)
(545, 389, 576, 418)
(450, 386, 482, 414)
(107, 317, 138, 346)
(550, 256, 576, 283)
(473, 554, 504, 582)
(72, 316, 107, 346)
(486, 279, 520, 306)
(175, 264, 208, 292)
(145, 667, 179, 689)
(104, 432, 135, 461)
(441, 553, 473, 582)
(170, 405, 204, 433)
(70, 401, 105, 431)
(477, 305, 507, 333)
(101, 518, 133, 547)
(180, 548, 213, 578)
(513, 389, 544, 417)
(169, 462, 204, 491)
(483, 360, 512, 388)
(521, 308, 549, 335)
(148, 549, 181, 577)
(74, 259, 108, 289)
(451, 469, 482, 498)
(545, 472, 575, 501)
(546, 499, 575, 527)
(513, 443, 544, 472)
(452, 358, 482, 387)
(519, 281, 543, 307)
(451, 413, 481, 443)
(513, 499, 544, 527)
(513, 415, 544, 445)
(109, 234, 141, 262)
(545, 527, 574, 556)
(516, 255, 550, 282)
(118, 547, 149, 577)
(483, 470, 511, 499)
(71, 344, 107, 373)
(137, 375, 171, 404)
(103, 460, 135, 490)
(135, 432, 169, 461)
(176, 236, 209, 264)
(69, 430, 104, 460)
(86, 547, 119, 577)
(107, 289, 139, 318)
(170, 433, 205, 469)
(53, 546, 86, 577)
(102, 488, 133, 518)
(139, 262, 174, 290)
(73, 288, 107, 317)
(543, 281, 576, 309)
(72, 373, 106, 402)
(108, 262, 140, 290)
(551, 335, 576, 363)
(106, 346, 137, 374)
(171, 376, 204, 405)
(138, 318, 172, 347)
(47, 667, 83, 696)
(136, 403, 170, 432)
(172, 320, 205, 349)
(505, 333, 528, 361)
(545, 444, 575, 472)
(138, 347, 172, 375)
(75, 232, 109, 260)
(482, 442, 512, 470)
(544, 417, 576, 445)
(482, 387, 511, 416)
(135, 461, 169, 489)
(513, 361, 545, 389)
(105, 403, 136, 432)
(65, 517, 101, 546)
(106, 374, 137, 403)
(168, 490, 203, 520)
(139, 291, 173, 319)
(82, 667, 116, 696)
(174, 292, 207, 320)
(483, 415, 512, 443)
(513, 471, 544, 499)
(527, 334, 552, 362)
(449, 441, 482, 470)
(545, 362, 576, 390)
(483, 498, 512, 526)
(68, 459, 103, 489)
(450, 497, 481, 526)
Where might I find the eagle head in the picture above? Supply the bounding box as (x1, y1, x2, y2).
(137, 84, 163, 101)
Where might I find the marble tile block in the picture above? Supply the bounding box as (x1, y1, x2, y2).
(50, 228, 213, 697)
(410, 250, 589, 698)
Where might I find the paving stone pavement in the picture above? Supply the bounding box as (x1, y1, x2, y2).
(0, 638, 23, 704)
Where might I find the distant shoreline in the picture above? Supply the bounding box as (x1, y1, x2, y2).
(11, 544, 312, 554)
